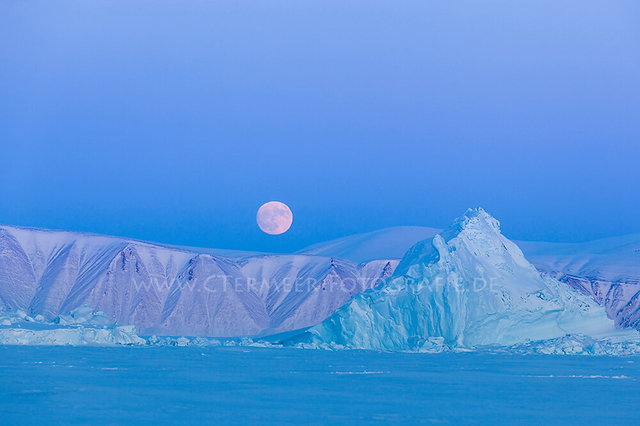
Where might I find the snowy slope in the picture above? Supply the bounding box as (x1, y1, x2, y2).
(518, 236, 640, 328)
(0, 225, 395, 337)
(298, 226, 440, 262)
(518, 235, 640, 283)
(289, 209, 639, 351)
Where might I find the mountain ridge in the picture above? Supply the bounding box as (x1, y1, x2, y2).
(0, 224, 395, 337)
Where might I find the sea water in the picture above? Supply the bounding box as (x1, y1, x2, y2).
(1, 346, 638, 424)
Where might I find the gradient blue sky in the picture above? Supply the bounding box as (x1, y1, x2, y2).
(1, 1, 639, 252)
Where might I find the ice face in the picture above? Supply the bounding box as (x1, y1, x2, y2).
(0, 306, 145, 346)
(293, 208, 640, 351)
(300, 215, 640, 332)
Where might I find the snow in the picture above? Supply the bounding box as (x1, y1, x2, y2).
(2, 210, 639, 346)
(518, 233, 640, 283)
(298, 226, 440, 262)
(289, 208, 640, 352)
(300, 222, 640, 284)
(0, 225, 392, 337)
(507, 334, 640, 356)
(0, 307, 145, 346)
(518, 236, 640, 329)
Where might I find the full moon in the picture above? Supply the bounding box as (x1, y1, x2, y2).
(256, 201, 293, 235)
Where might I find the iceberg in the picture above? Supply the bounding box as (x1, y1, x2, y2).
(0, 306, 145, 346)
(301, 222, 640, 330)
(289, 208, 640, 351)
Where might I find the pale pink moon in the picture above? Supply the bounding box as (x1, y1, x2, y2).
(256, 201, 293, 235)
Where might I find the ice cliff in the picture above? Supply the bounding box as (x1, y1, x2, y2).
(0, 306, 145, 345)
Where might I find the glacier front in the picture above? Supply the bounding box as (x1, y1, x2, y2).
(0, 306, 145, 346)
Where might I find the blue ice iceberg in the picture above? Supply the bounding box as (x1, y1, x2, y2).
(0, 306, 145, 346)
(289, 208, 640, 352)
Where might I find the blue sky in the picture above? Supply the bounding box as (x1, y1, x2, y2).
(1, 1, 639, 252)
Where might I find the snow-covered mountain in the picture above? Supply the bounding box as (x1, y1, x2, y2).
(288, 209, 639, 351)
(0, 225, 395, 337)
(298, 226, 440, 262)
(2, 212, 638, 342)
(518, 234, 640, 283)
(517, 236, 640, 329)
